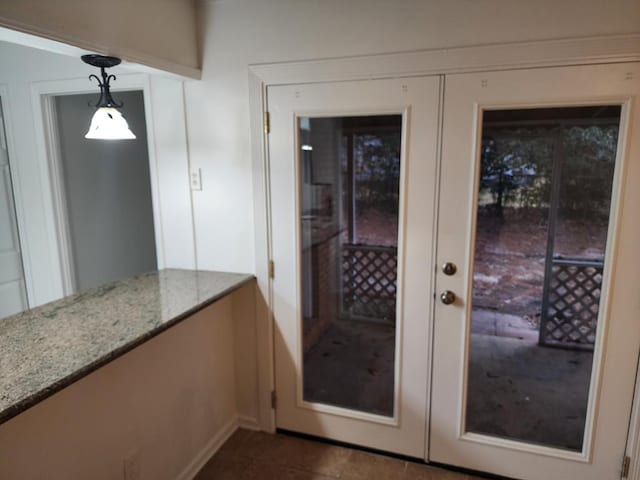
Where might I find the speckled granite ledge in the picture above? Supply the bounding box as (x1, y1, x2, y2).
(0, 269, 254, 425)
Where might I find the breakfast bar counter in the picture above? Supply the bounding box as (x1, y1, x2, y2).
(0, 269, 253, 424)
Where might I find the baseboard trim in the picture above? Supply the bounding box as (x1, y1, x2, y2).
(176, 417, 238, 480)
(237, 415, 260, 431)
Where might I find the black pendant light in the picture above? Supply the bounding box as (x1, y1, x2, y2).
(82, 54, 135, 140)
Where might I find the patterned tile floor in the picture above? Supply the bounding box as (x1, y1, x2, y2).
(194, 429, 489, 480)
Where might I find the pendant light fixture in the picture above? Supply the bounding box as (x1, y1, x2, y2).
(82, 54, 136, 140)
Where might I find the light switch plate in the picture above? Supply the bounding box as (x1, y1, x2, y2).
(190, 168, 202, 191)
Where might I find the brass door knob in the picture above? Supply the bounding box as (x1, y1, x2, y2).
(440, 290, 456, 305)
(442, 262, 457, 276)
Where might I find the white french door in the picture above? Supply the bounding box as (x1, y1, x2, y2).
(268, 76, 441, 456)
(430, 63, 640, 479)
(268, 62, 640, 478)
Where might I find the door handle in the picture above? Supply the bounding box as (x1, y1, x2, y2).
(440, 290, 456, 305)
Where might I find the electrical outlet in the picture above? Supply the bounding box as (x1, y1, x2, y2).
(123, 451, 141, 480)
(190, 168, 202, 191)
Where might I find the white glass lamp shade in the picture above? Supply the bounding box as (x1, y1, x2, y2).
(85, 107, 136, 140)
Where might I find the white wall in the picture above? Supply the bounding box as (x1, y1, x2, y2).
(184, 0, 640, 275)
(0, 283, 258, 480)
(55, 91, 158, 292)
(0, 41, 195, 307)
(0, 0, 199, 78)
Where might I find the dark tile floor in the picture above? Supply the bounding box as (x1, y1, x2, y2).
(194, 429, 487, 480)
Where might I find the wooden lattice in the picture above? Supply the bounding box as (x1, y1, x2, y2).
(341, 244, 397, 323)
(539, 258, 604, 350)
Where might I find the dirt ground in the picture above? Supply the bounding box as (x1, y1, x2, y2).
(344, 207, 399, 247)
(473, 209, 607, 320)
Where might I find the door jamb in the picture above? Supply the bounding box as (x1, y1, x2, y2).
(625, 354, 640, 479)
(0, 85, 32, 307)
(248, 33, 640, 466)
(40, 95, 77, 295)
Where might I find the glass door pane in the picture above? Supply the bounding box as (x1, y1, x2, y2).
(299, 115, 402, 417)
(465, 106, 621, 451)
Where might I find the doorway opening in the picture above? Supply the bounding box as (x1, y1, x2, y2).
(51, 90, 157, 293)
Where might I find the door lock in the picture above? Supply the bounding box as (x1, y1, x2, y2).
(442, 262, 457, 276)
(440, 290, 456, 305)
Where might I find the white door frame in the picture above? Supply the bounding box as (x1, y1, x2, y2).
(248, 32, 640, 474)
(0, 84, 33, 307)
(39, 93, 76, 294)
(0, 85, 29, 311)
(30, 74, 166, 297)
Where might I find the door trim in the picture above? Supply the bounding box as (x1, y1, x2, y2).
(250, 34, 640, 87)
(39, 95, 77, 295)
(626, 353, 640, 480)
(248, 35, 640, 451)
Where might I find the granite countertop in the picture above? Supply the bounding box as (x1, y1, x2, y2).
(0, 269, 254, 425)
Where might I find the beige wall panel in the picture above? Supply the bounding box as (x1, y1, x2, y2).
(0, 297, 237, 480)
(0, 0, 199, 77)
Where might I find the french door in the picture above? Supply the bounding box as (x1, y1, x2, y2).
(268, 62, 640, 479)
(431, 63, 640, 479)
(268, 76, 441, 457)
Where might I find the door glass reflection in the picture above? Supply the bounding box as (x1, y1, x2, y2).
(300, 115, 402, 417)
(466, 106, 621, 451)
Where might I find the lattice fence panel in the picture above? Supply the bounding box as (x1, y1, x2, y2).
(539, 258, 604, 350)
(341, 244, 397, 323)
